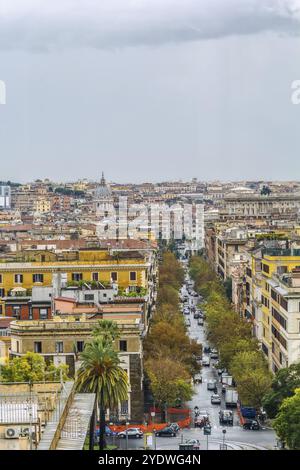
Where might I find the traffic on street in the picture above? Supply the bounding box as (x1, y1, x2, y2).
(108, 261, 277, 451)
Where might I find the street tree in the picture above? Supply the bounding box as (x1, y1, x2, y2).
(263, 363, 300, 418)
(145, 357, 193, 422)
(76, 337, 128, 451)
(273, 388, 300, 449)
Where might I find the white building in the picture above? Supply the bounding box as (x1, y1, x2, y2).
(0, 185, 11, 209)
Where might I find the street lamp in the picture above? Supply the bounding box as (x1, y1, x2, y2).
(109, 422, 115, 447)
(153, 429, 157, 450)
(222, 429, 227, 450)
(125, 421, 129, 450)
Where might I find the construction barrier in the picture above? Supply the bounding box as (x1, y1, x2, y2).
(97, 416, 192, 433)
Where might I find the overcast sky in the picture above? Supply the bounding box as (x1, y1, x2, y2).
(0, 0, 300, 183)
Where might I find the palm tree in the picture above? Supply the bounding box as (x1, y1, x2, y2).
(92, 319, 120, 343)
(75, 337, 128, 451)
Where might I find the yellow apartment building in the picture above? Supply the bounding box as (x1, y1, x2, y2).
(34, 198, 51, 213)
(0, 247, 158, 315)
(251, 248, 300, 372)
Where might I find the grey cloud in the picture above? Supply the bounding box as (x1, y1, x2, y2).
(0, 0, 300, 51)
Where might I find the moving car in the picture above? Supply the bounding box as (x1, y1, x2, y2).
(203, 346, 211, 354)
(194, 411, 210, 428)
(211, 394, 221, 405)
(207, 380, 217, 391)
(197, 318, 204, 326)
(219, 410, 233, 425)
(185, 319, 191, 327)
(202, 356, 210, 367)
(117, 428, 143, 439)
(155, 426, 177, 437)
(193, 312, 200, 319)
(243, 419, 260, 430)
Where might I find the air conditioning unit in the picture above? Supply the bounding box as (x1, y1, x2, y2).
(5, 427, 20, 439)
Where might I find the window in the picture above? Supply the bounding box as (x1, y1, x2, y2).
(12, 307, 20, 319)
(84, 294, 94, 302)
(92, 272, 99, 281)
(128, 285, 136, 292)
(271, 325, 287, 350)
(55, 342, 64, 353)
(39, 308, 48, 320)
(277, 266, 288, 275)
(262, 343, 268, 357)
(130, 272, 137, 281)
(271, 289, 278, 302)
(16, 341, 19, 354)
(33, 274, 44, 283)
(119, 340, 127, 352)
(111, 272, 118, 282)
(272, 307, 287, 330)
(262, 264, 270, 274)
(72, 273, 83, 282)
(0, 288, 5, 298)
(0, 274, 2, 283)
(120, 400, 129, 415)
(14, 274, 23, 284)
(77, 341, 84, 353)
(280, 297, 288, 311)
(34, 342, 42, 353)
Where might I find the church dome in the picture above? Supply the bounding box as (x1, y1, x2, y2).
(95, 172, 112, 199)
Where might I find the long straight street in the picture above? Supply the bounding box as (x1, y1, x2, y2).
(179, 272, 277, 450)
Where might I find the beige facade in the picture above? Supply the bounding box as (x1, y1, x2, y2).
(9, 316, 144, 421)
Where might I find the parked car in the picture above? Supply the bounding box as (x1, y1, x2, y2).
(155, 426, 177, 437)
(219, 410, 233, 425)
(185, 439, 200, 450)
(222, 383, 229, 394)
(117, 428, 143, 439)
(243, 419, 260, 431)
(95, 426, 117, 438)
(210, 350, 219, 359)
(193, 312, 200, 319)
(185, 319, 191, 327)
(169, 423, 180, 432)
(197, 319, 204, 326)
(193, 374, 203, 384)
(203, 346, 211, 354)
(211, 394, 221, 405)
(225, 389, 238, 407)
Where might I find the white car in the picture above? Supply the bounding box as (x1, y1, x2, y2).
(202, 356, 210, 366)
(117, 428, 143, 439)
(211, 394, 221, 405)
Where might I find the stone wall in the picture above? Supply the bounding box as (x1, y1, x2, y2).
(129, 354, 144, 423)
